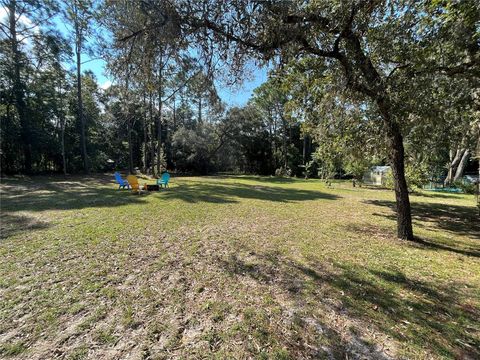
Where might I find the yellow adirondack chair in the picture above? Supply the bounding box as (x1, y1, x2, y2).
(126, 175, 143, 194)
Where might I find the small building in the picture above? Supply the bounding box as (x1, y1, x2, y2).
(363, 165, 391, 186)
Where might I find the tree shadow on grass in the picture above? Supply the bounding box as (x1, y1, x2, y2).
(0, 213, 51, 240)
(218, 252, 479, 359)
(365, 199, 479, 240)
(0, 175, 152, 214)
(342, 222, 480, 258)
(411, 191, 468, 200)
(218, 252, 392, 359)
(161, 181, 339, 204)
(1, 176, 338, 212)
(228, 175, 298, 184)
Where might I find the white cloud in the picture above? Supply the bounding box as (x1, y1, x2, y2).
(100, 80, 112, 90)
(0, 6, 39, 45)
(0, 7, 7, 20)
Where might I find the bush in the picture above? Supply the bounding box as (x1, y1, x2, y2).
(305, 160, 318, 178)
(384, 164, 430, 192)
(453, 181, 476, 194)
(275, 167, 292, 177)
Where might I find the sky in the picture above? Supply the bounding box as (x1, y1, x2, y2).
(81, 58, 269, 107)
(51, 14, 268, 107)
(0, 5, 267, 107)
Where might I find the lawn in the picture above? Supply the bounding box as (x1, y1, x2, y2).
(0, 174, 478, 359)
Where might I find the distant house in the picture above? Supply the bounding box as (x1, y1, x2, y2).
(363, 166, 391, 185)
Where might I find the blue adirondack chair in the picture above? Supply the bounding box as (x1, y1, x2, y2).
(114, 172, 130, 189)
(157, 172, 170, 188)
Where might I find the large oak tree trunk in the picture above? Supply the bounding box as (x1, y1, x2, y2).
(445, 148, 464, 186)
(389, 130, 414, 240)
(345, 32, 414, 240)
(453, 149, 470, 182)
(377, 98, 414, 240)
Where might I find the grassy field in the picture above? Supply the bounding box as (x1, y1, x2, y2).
(0, 174, 478, 359)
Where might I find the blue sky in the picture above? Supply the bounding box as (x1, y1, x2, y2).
(81, 58, 268, 107)
(51, 12, 268, 107)
(1, 5, 268, 106)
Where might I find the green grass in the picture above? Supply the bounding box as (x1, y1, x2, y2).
(0, 174, 478, 359)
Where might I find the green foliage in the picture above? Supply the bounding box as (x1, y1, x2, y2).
(344, 158, 373, 182)
(453, 181, 476, 195)
(304, 160, 319, 179)
(405, 163, 431, 190)
(274, 167, 291, 177)
(385, 163, 430, 191)
(172, 125, 215, 174)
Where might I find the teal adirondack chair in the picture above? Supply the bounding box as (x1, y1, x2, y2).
(157, 172, 170, 188)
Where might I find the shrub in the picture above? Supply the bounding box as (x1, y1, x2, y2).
(275, 167, 292, 177)
(384, 163, 430, 192)
(453, 181, 476, 194)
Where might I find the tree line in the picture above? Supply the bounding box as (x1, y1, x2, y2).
(1, 0, 479, 240)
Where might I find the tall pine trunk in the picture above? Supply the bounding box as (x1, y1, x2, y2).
(156, 56, 163, 176)
(142, 92, 148, 173)
(198, 97, 202, 123)
(127, 119, 133, 174)
(75, 10, 88, 174)
(61, 122, 67, 175)
(8, 0, 32, 173)
(149, 92, 155, 175)
(280, 114, 288, 169)
(57, 77, 67, 175)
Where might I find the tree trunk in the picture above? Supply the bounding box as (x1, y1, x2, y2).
(453, 149, 470, 182)
(477, 123, 480, 212)
(303, 135, 307, 164)
(75, 9, 88, 174)
(60, 113, 67, 175)
(281, 116, 288, 169)
(173, 93, 177, 132)
(172, 93, 176, 166)
(156, 64, 163, 175)
(57, 77, 67, 175)
(343, 31, 414, 240)
(445, 148, 463, 186)
(377, 98, 413, 240)
(8, 0, 32, 173)
(142, 92, 148, 173)
(149, 92, 155, 175)
(198, 97, 202, 123)
(128, 120, 133, 174)
(278, 107, 288, 170)
(271, 112, 277, 170)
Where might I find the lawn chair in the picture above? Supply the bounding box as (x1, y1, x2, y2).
(126, 175, 144, 194)
(157, 172, 170, 188)
(114, 172, 130, 189)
